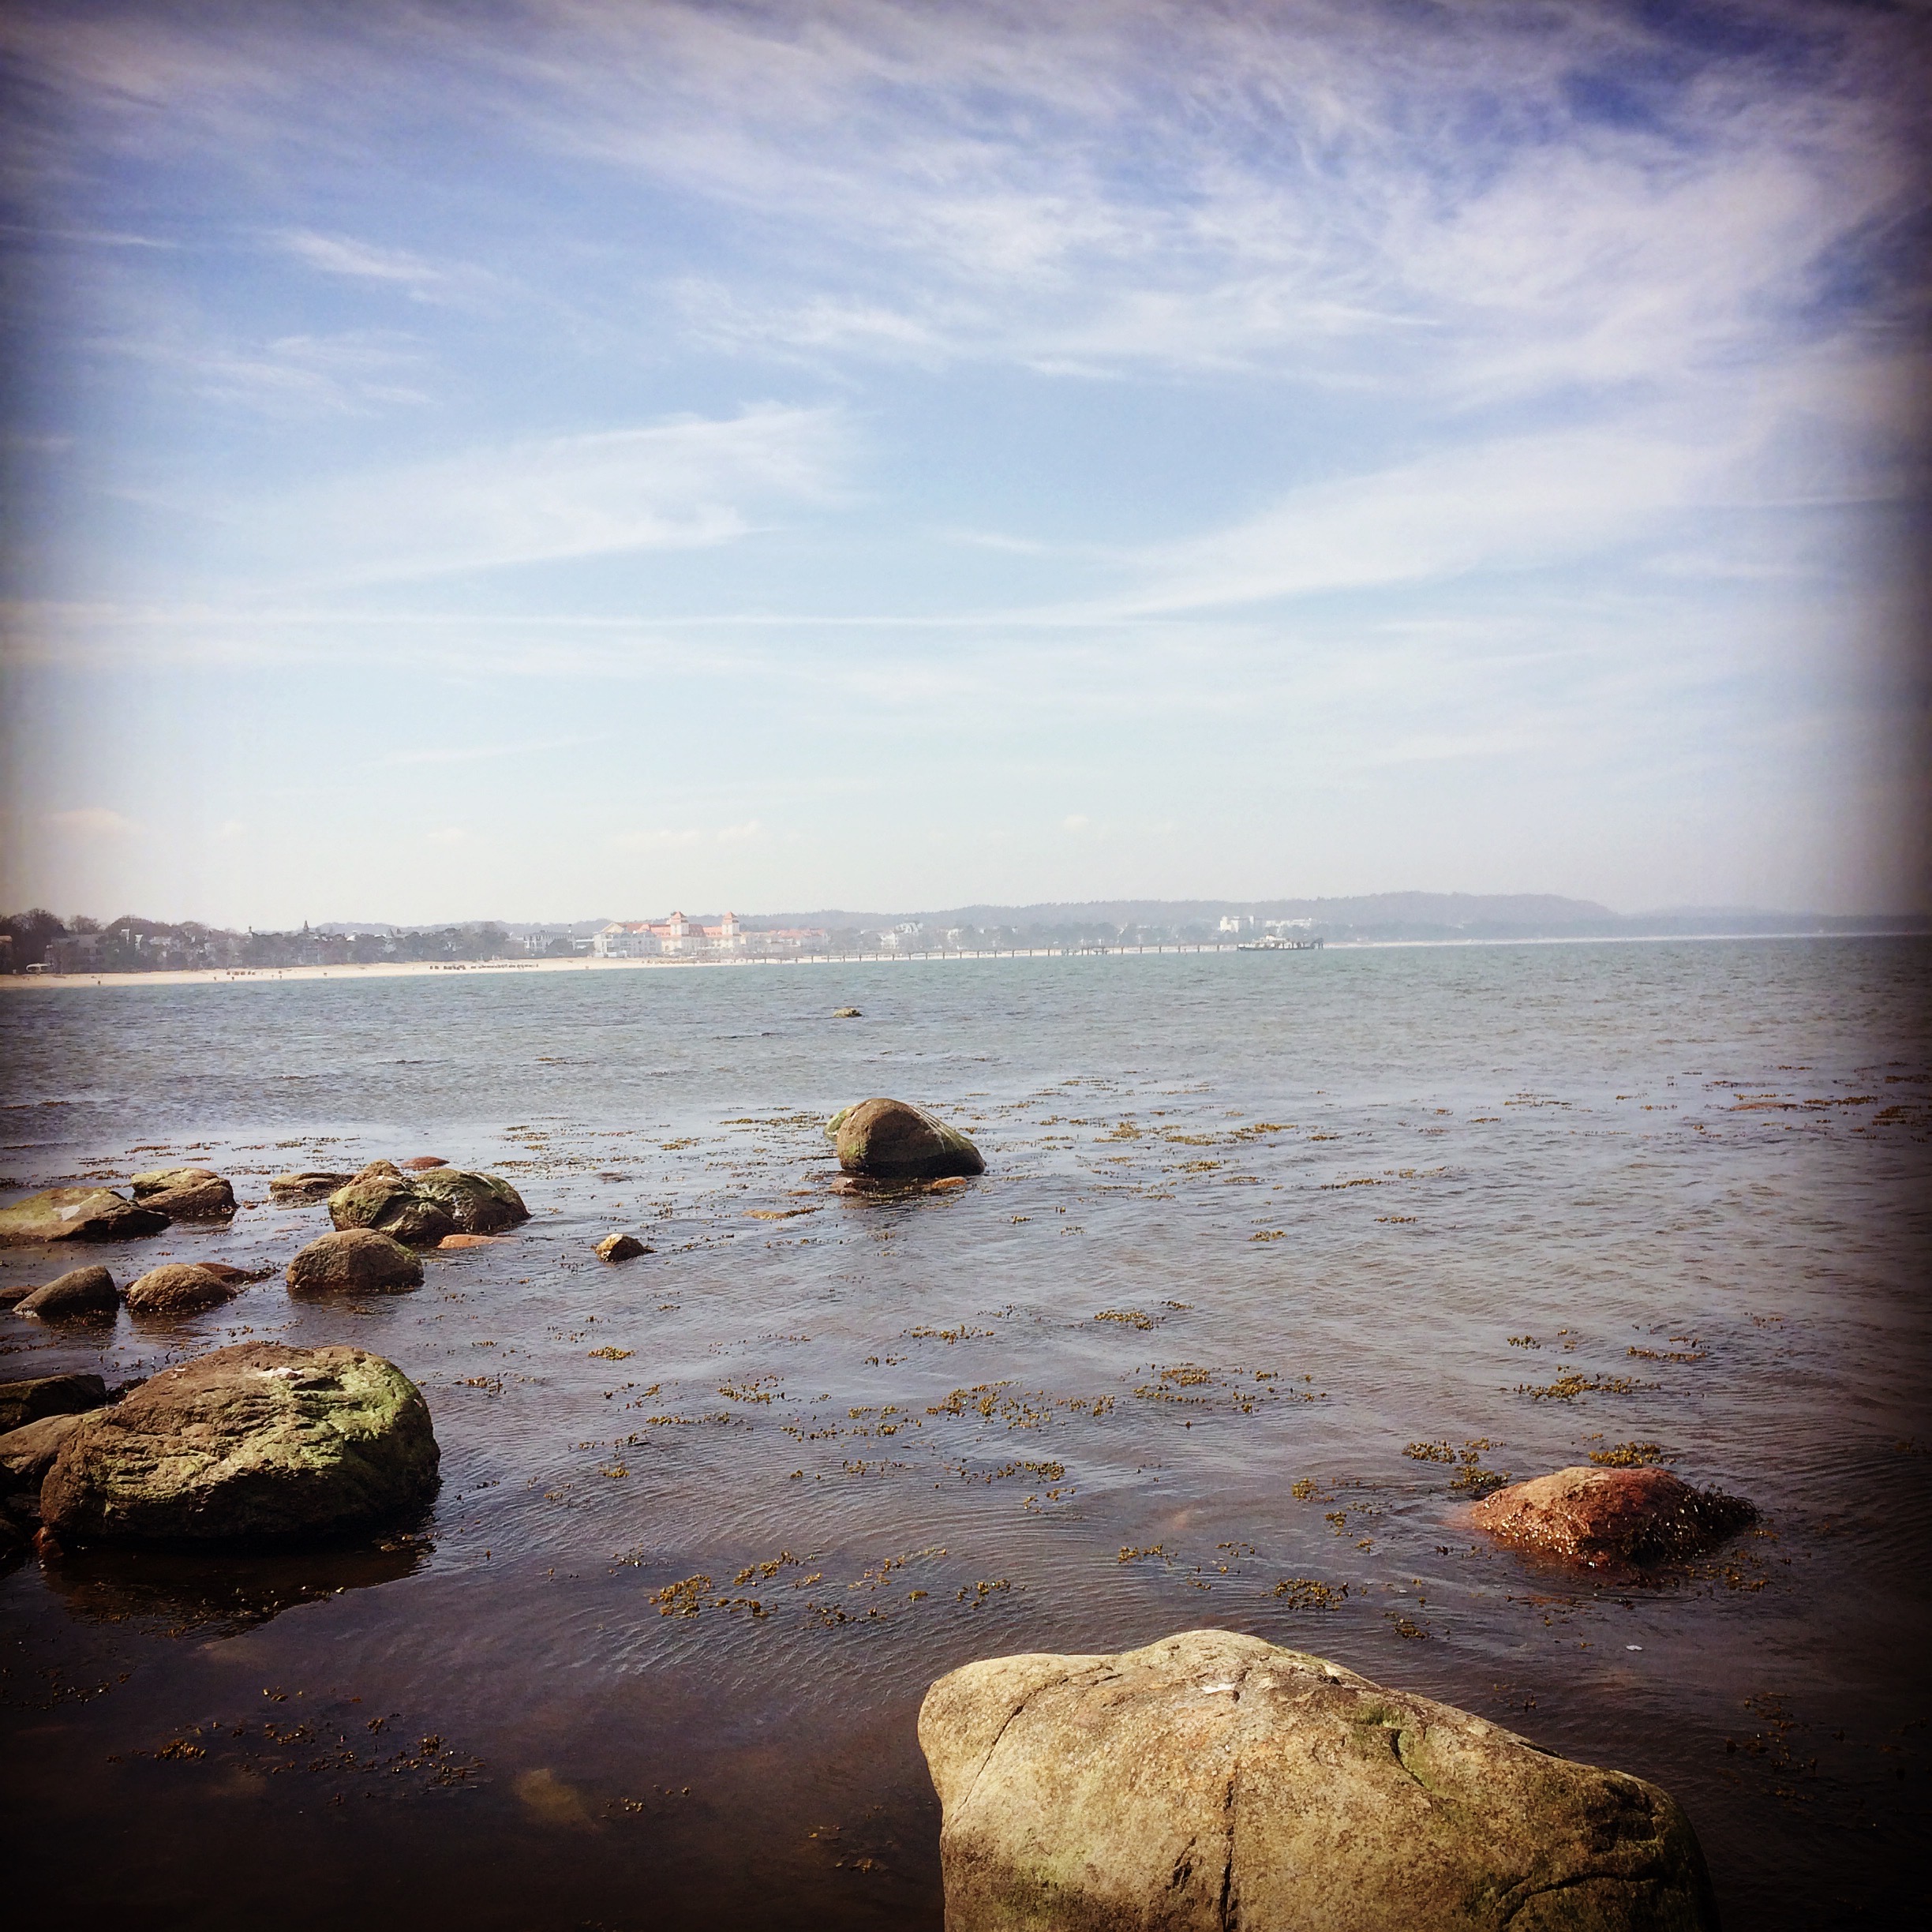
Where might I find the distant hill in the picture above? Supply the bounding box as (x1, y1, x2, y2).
(743, 893, 1925, 942)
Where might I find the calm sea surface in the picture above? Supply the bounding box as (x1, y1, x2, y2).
(2, 938, 1927, 1927)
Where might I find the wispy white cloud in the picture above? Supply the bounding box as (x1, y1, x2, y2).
(221, 404, 852, 586)
(277, 229, 497, 306)
(115, 327, 434, 416)
(438, 0, 1929, 395)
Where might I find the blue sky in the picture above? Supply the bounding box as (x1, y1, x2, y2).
(2, 0, 1926, 925)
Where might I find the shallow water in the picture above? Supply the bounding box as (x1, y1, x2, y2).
(2, 938, 1927, 1928)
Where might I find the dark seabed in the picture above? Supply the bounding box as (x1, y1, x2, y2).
(2, 938, 1927, 1927)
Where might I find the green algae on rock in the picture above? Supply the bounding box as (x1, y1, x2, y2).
(129, 1166, 237, 1219)
(919, 1628, 1717, 1931)
(407, 1166, 530, 1233)
(0, 1187, 170, 1246)
(40, 1342, 439, 1546)
(829, 1097, 985, 1181)
(327, 1161, 457, 1246)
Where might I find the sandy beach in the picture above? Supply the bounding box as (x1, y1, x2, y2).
(2, 929, 1908, 992)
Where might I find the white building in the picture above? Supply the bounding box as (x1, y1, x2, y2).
(593, 912, 743, 958)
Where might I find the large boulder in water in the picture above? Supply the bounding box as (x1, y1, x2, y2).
(919, 1629, 1717, 1932)
(39, 1342, 439, 1546)
(15, 1264, 118, 1320)
(328, 1163, 456, 1245)
(0, 1188, 169, 1246)
(286, 1228, 424, 1296)
(125, 1264, 238, 1316)
(1471, 1466, 1755, 1565)
(408, 1166, 530, 1233)
(0, 1372, 109, 1434)
(129, 1166, 236, 1219)
(829, 1098, 984, 1181)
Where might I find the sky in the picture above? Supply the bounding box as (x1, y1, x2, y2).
(1, 0, 1927, 927)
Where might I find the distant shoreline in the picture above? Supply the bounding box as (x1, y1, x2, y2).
(1, 927, 1920, 992)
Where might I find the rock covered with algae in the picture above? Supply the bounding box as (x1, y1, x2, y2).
(40, 1342, 439, 1546)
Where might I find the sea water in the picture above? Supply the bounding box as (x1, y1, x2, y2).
(1, 937, 1926, 1926)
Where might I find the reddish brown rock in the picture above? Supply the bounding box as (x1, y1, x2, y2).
(125, 1264, 238, 1316)
(400, 1155, 449, 1170)
(437, 1233, 500, 1250)
(1470, 1465, 1754, 1564)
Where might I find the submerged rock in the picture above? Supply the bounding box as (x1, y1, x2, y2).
(269, 1170, 354, 1201)
(830, 1098, 985, 1181)
(286, 1228, 424, 1296)
(408, 1167, 530, 1234)
(919, 1628, 1717, 1932)
(125, 1264, 237, 1316)
(39, 1342, 440, 1546)
(0, 1372, 110, 1435)
(594, 1233, 650, 1262)
(833, 1007, 862, 1018)
(0, 1188, 170, 1246)
(195, 1262, 275, 1286)
(16, 1264, 118, 1320)
(437, 1233, 500, 1250)
(1471, 1466, 1756, 1565)
(327, 1163, 456, 1246)
(129, 1166, 237, 1219)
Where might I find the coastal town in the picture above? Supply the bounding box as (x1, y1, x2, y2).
(1, 908, 1327, 975)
